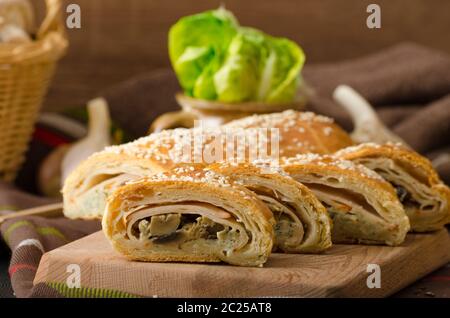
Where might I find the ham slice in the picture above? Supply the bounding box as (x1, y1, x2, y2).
(125, 203, 232, 241)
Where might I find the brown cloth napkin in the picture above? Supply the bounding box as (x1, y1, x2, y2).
(101, 69, 181, 139)
(303, 42, 450, 184)
(101, 43, 450, 184)
(1, 42, 449, 298)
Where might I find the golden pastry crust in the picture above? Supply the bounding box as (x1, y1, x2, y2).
(63, 129, 199, 219)
(335, 143, 442, 186)
(64, 110, 352, 220)
(335, 143, 450, 231)
(281, 154, 410, 246)
(225, 110, 354, 156)
(103, 166, 275, 267)
(62, 151, 168, 220)
(206, 162, 333, 253)
(63, 126, 280, 220)
(64, 111, 351, 221)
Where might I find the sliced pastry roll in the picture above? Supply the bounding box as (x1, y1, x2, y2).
(63, 126, 279, 219)
(102, 166, 275, 267)
(206, 162, 332, 253)
(225, 110, 354, 156)
(63, 150, 163, 220)
(63, 128, 199, 219)
(281, 155, 410, 246)
(335, 143, 450, 232)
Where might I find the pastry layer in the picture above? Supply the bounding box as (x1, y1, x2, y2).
(335, 143, 450, 232)
(63, 126, 279, 219)
(103, 167, 275, 267)
(207, 162, 332, 253)
(281, 154, 410, 246)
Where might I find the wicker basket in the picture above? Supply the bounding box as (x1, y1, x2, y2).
(0, 0, 67, 182)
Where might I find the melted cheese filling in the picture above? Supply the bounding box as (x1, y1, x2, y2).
(123, 203, 249, 253)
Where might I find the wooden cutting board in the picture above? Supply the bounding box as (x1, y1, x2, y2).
(34, 229, 450, 298)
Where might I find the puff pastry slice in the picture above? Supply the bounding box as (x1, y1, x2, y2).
(206, 162, 332, 253)
(63, 128, 201, 219)
(63, 127, 279, 219)
(102, 166, 275, 267)
(281, 155, 410, 246)
(335, 143, 450, 232)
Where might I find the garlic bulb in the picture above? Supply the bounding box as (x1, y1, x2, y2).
(333, 85, 410, 147)
(0, 0, 34, 43)
(0, 23, 30, 42)
(61, 98, 112, 183)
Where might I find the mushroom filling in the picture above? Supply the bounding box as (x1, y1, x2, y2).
(133, 214, 226, 243)
(356, 159, 435, 211)
(247, 187, 304, 248)
(124, 203, 250, 252)
(394, 185, 420, 208)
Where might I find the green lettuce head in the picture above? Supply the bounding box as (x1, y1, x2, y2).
(169, 8, 305, 103)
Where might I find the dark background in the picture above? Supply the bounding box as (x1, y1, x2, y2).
(32, 0, 450, 112)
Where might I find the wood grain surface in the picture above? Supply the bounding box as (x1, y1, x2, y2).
(34, 229, 450, 298)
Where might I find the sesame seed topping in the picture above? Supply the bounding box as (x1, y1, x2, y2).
(323, 127, 333, 136)
(333, 143, 382, 156)
(225, 110, 334, 129)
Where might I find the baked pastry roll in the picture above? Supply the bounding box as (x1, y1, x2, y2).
(63, 152, 162, 220)
(225, 110, 354, 156)
(207, 162, 332, 253)
(102, 166, 275, 267)
(63, 129, 196, 219)
(65, 110, 351, 220)
(335, 143, 450, 232)
(281, 155, 410, 246)
(63, 126, 280, 219)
